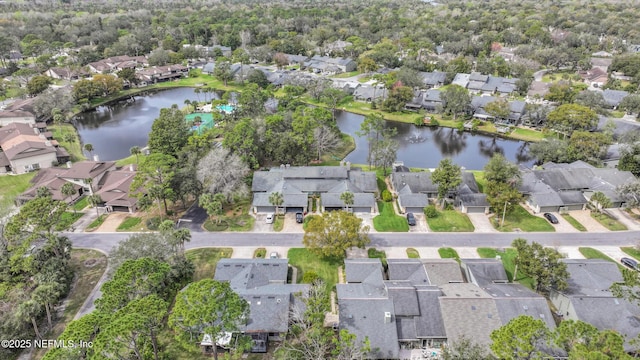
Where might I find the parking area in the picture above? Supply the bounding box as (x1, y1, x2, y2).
(252, 213, 274, 232)
(281, 212, 305, 233)
(466, 213, 497, 233)
(409, 213, 429, 233)
(541, 212, 580, 233)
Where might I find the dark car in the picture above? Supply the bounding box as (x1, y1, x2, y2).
(543, 213, 559, 224)
(406, 212, 416, 226)
(295, 212, 304, 223)
(621, 257, 638, 270)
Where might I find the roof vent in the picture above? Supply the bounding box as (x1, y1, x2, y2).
(384, 312, 392, 324)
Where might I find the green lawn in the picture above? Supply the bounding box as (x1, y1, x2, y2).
(373, 201, 409, 232)
(407, 248, 420, 258)
(115, 154, 139, 167)
(35, 249, 107, 360)
(578, 247, 617, 264)
(203, 200, 254, 232)
(470, 171, 487, 193)
(426, 209, 475, 232)
(49, 124, 85, 162)
(621, 247, 640, 261)
(561, 213, 587, 231)
(85, 214, 107, 231)
(438, 247, 460, 260)
(288, 248, 341, 290)
(72, 196, 89, 211)
(254, 248, 266, 258)
(477, 247, 535, 290)
(273, 214, 284, 232)
(368, 248, 387, 267)
(0, 172, 35, 212)
(494, 205, 555, 232)
(185, 248, 232, 282)
(591, 212, 627, 231)
(54, 212, 84, 231)
(330, 71, 360, 78)
(116, 216, 142, 231)
(510, 127, 546, 142)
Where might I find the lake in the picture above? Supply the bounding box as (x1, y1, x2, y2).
(74, 87, 533, 169)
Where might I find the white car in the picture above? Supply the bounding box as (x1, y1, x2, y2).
(265, 213, 275, 224)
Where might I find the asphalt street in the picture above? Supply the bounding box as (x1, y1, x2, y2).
(67, 231, 640, 254)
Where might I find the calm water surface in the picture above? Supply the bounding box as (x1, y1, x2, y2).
(74, 88, 533, 169)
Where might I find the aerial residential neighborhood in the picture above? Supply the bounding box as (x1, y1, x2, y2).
(4, 0, 640, 359)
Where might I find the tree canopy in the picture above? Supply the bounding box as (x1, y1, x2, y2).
(303, 211, 370, 258)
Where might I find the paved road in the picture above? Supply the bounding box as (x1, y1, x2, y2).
(67, 231, 640, 254)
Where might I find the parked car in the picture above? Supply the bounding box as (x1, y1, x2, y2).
(265, 213, 275, 224)
(270, 252, 279, 259)
(543, 213, 559, 224)
(621, 257, 638, 270)
(296, 212, 304, 223)
(406, 212, 416, 226)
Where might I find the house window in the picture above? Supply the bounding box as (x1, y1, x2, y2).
(32, 163, 40, 170)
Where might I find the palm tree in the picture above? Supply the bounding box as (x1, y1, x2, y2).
(340, 191, 355, 212)
(33, 282, 63, 330)
(16, 300, 43, 339)
(84, 143, 94, 159)
(87, 194, 102, 216)
(130, 146, 141, 164)
(61, 182, 77, 213)
(269, 192, 284, 215)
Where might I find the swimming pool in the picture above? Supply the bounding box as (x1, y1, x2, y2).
(215, 104, 235, 113)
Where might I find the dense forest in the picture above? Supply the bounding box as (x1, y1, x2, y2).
(1, 0, 640, 72)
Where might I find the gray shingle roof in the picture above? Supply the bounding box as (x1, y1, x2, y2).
(452, 73, 470, 88)
(398, 193, 429, 209)
(344, 259, 385, 284)
(459, 193, 489, 207)
(462, 259, 509, 287)
(387, 283, 421, 316)
(338, 298, 400, 359)
(439, 283, 503, 346)
(494, 297, 556, 329)
(602, 89, 629, 107)
(320, 192, 375, 209)
(560, 259, 622, 296)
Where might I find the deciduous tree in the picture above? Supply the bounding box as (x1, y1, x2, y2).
(196, 147, 249, 201)
(26, 75, 53, 96)
(148, 105, 190, 157)
(131, 153, 176, 214)
(303, 211, 370, 258)
(441, 85, 471, 120)
(512, 238, 569, 293)
(490, 315, 551, 360)
(547, 104, 598, 136)
(432, 159, 462, 207)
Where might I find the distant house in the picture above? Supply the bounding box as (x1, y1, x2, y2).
(252, 164, 377, 213)
(282, 54, 308, 65)
(470, 96, 526, 125)
(419, 71, 447, 89)
(353, 84, 387, 102)
(322, 40, 353, 55)
(405, 89, 443, 112)
(17, 160, 116, 202)
(212, 259, 309, 353)
(202, 62, 215, 74)
(465, 72, 519, 96)
(95, 165, 140, 213)
(519, 161, 636, 213)
(0, 122, 63, 175)
(390, 170, 486, 213)
(331, 79, 360, 95)
(87, 55, 148, 74)
(136, 64, 188, 84)
(0, 110, 36, 127)
(601, 89, 629, 109)
(550, 259, 640, 351)
(304, 55, 356, 74)
(451, 73, 470, 88)
(45, 67, 88, 81)
(578, 67, 608, 88)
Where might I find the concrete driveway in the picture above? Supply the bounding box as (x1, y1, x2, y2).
(178, 203, 208, 232)
(455, 247, 481, 259)
(556, 246, 585, 259)
(265, 246, 290, 259)
(467, 213, 498, 233)
(592, 246, 629, 264)
(409, 213, 429, 233)
(567, 210, 608, 232)
(252, 213, 274, 232)
(230, 246, 256, 258)
(380, 247, 408, 258)
(541, 212, 579, 233)
(281, 212, 304, 233)
(357, 212, 377, 233)
(607, 208, 640, 231)
(94, 212, 129, 232)
(414, 247, 440, 259)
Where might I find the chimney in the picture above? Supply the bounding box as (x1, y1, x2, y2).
(33, 127, 39, 134)
(44, 141, 51, 146)
(129, 164, 135, 172)
(93, 154, 100, 162)
(384, 312, 392, 324)
(66, 161, 72, 168)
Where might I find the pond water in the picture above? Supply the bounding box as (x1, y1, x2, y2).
(74, 87, 534, 169)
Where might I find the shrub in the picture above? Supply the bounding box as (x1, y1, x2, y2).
(381, 189, 393, 202)
(302, 271, 320, 283)
(429, 118, 439, 127)
(457, 122, 465, 132)
(414, 116, 424, 126)
(424, 205, 438, 218)
(146, 216, 161, 230)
